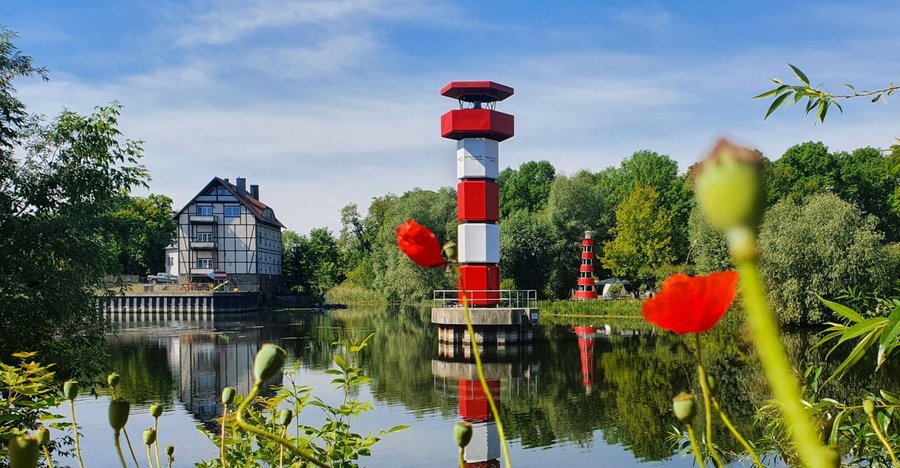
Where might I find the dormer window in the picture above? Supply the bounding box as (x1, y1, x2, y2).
(263, 208, 273, 220)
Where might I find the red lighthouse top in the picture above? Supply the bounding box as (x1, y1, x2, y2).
(441, 81, 514, 102)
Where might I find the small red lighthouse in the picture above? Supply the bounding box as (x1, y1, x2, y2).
(573, 231, 598, 300)
(441, 81, 514, 306)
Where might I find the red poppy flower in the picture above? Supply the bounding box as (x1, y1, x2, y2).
(396, 220, 446, 268)
(642, 271, 739, 334)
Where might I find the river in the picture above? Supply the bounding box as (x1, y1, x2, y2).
(56, 307, 897, 467)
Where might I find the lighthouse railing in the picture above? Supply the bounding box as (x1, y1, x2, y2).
(432, 289, 537, 308)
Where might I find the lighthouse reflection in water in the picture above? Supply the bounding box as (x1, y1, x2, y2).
(434, 342, 540, 468)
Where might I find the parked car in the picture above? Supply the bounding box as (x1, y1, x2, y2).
(147, 273, 178, 284)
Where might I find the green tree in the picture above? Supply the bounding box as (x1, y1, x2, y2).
(759, 193, 892, 325)
(600, 185, 675, 286)
(687, 203, 730, 274)
(283, 228, 342, 302)
(369, 188, 456, 303)
(338, 195, 397, 289)
(499, 210, 556, 292)
(834, 147, 900, 242)
(767, 141, 836, 202)
(105, 194, 176, 274)
(1, 79, 147, 377)
(544, 170, 602, 298)
(596, 150, 691, 260)
(498, 160, 556, 214)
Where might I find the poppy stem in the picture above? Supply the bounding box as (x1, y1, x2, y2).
(735, 258, 834, 467)
(154, 417, 161, 468)
(123, 427, 141, 467)
(694, 334, 723, 468)
(70, 400, 86, 468)
(712, 396, 763, 467)
(454, 263, 512, 468)
(235, 381, 328, 468)
(114, 430, 128, 468)
(685, 424, 704, 466)
(220, 405, 228, 468)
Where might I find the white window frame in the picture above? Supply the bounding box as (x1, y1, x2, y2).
(197, 258, 213, 269)
(196, 232, 213, 242)
(224, 205, 241, 217)
(196, 205, 213, 216)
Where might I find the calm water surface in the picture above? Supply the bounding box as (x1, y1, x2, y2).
(58, 307, 896, 467)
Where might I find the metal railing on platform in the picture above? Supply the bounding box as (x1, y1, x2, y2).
(432, 290, 537, 308)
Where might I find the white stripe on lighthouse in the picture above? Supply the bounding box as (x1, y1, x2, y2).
(457, 138, 499, 180)
(458, 223, 500, 263)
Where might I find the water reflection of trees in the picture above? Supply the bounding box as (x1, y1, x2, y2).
(103, 309, 900, 463)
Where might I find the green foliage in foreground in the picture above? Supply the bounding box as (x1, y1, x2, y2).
(4, 337, 406, 467)
(198, 336, 407, 467)
(0, 352, 69, 466)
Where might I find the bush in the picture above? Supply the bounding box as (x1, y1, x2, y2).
(759, 193, 892, 325)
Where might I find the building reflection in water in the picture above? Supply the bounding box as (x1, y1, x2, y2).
(108, 313, 285, 429)
(433, 343, 539, 467)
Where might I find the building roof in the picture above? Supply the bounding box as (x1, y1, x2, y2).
(175, 177, 285, 229)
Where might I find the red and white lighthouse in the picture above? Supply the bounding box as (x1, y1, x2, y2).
(573, 231, 598, 300)
(441, 81, 514, 307)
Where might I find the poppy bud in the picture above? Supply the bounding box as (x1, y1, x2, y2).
(150, 403, 163, 418)
(63, 380, 79, 401)
(221, 387, 236, 405)
(8, 435, 40, 468)
(107, 372, 121, 388)
(453, 422, 473, 448)
(276, 409, 293, 426)
(442, 242, 457, 262)
(143, 428, 156, 446)
(165, 445, 174, 457)
(694, 139, 765, 233)
(672, 392, 697, 424)
(108, 398, 130, 432)
(863, 398, 876, 416)
(35, 427, 50, 447)
(253, 344, 286, 383)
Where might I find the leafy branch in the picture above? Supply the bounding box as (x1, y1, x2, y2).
(755, 64, 899, 122)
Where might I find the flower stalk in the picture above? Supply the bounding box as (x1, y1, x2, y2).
(694, 335, 723, 468)
(236, 345, 329, 468)
(455, 263, 512, 468)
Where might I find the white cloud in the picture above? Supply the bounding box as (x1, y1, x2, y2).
(173, 0, 454, 46)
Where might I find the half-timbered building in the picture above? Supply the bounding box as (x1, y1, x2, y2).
(174, 177, 284, 298)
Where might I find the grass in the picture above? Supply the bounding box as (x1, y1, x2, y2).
(326, 283, 389, 306)
(536, 298, 644, 316)
(536, 299, 650, 329)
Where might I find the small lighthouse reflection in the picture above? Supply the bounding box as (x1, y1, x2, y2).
(574, 326, 599, 395)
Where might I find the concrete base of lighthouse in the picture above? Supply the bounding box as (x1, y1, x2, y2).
(432, 307, 539, 345)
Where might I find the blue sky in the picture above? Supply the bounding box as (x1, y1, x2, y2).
(4, 0, 900, 233)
